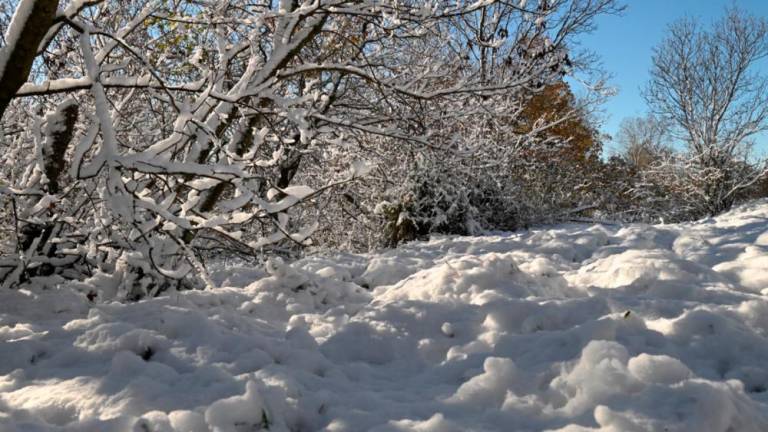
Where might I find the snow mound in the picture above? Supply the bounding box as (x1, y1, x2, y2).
(3, 201, 768, 431)
(571, 248, 725, 289)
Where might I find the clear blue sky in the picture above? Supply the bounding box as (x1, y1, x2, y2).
(575, 0, 768, 156)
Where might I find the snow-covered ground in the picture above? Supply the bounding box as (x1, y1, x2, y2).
(3, 201, 768, 432)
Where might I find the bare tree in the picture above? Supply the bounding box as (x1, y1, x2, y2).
(615, 114, 671, 169)
(643, 7, 768, 215)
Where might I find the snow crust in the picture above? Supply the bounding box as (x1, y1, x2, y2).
(3, 200, 768, 431)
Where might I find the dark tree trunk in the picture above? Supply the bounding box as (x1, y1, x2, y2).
(0, 0, 59, 120)
(43, 102, 79, 194)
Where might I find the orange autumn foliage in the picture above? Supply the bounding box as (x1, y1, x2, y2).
(517, 82, 601, 164)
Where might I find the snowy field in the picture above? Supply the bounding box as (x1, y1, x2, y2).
(3, 202, 768, 432)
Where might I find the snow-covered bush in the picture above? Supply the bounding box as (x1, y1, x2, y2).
(627, 152, 766, 223)
(376, 158, 481, 247)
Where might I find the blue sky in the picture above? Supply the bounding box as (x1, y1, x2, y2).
(575, 0, 768, 156)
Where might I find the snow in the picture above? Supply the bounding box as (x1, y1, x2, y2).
(3, 200, 768, 431)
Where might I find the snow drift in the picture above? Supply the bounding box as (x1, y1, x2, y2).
(2, 201, 768, 431)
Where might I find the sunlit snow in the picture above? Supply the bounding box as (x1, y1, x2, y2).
(2, 201, 768, 431)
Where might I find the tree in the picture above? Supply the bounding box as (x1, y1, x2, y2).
(615, 114, 671, 169)
(0, 0, 58, 119)
(643, 7, 768, 216)
(0, 0, 622, 294)
(267, 0, 622, 248)
(518, 81, 602, 163)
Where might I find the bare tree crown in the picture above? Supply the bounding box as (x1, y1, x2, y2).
(644, 8, 768, 156)
(641, 7, 768, 216)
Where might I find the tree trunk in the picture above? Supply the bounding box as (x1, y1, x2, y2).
(0, 0, 58, 120)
